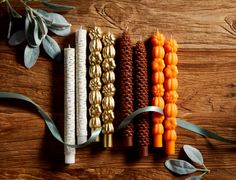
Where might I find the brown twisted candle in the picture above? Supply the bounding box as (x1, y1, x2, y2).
(134, 40, 149, 156)
(119, 31, 134, 146)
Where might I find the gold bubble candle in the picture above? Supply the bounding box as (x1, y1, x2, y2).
(75, 27, 88, 145)
(64, 45, 76, 164)
(101, 32, 116, 148)
(88, 27, 103, 142)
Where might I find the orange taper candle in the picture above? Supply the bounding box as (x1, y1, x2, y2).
(151, 32, 166, 148)
(163, 38, 179, 155)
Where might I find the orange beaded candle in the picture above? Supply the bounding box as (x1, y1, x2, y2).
(163, 38, 179, 155)
(151, 32, 166, 147)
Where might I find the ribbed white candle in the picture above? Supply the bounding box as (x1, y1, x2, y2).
(75, 27, 88, 145)
(64, 46, 76, 164)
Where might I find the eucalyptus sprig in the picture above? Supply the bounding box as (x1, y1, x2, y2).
(1, 0, 75, 69)
(165, 145, 210, 180)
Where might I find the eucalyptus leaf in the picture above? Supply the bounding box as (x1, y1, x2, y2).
(42, 1, 75, 11)
(8, 30, 26, 46)
(24, 45, 40, 69)
(165, 159, 197, 175)
(42, 35, 62, 61)
(183, 145, 204, 165)
(185, 176, 201, 180)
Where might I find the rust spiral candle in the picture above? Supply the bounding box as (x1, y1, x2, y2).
(119, 31, 134, 147)
(134, 40, 149, 156)
(101, 32, 116, 148)
(163, 38, 179, 155)
(88, 27, 103, 142)
(151, 32, 166, 147)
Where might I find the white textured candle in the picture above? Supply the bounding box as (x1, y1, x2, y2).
(64, 46, 76, 164)
(75, 27, 88, 145)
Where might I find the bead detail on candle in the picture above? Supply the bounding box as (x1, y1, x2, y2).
(88, 27, 103, 142)
(134, 40, 150, 157)
(101, 32, 116, 148)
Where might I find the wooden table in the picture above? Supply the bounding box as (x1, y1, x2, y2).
(0, 0, 236, 179)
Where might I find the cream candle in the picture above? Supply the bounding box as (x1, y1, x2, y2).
(64, 45, 76, 164)
(75, 27, 88, 145)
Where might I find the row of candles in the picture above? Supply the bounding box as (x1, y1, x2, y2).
(64, 27, 178, 164)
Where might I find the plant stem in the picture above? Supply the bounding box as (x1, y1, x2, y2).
(196, 168, 210, 173)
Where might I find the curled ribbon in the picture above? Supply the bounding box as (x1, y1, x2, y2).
(0, 92, 236, 147)
(0, 92, 101, 148)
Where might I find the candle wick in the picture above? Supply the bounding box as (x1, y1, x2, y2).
(80, 25, 83, 30)
(156, 28, 159, 33)
(68, 44, 71, 48)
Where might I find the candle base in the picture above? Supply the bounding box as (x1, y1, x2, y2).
(104, 134, 113, 148)
(65, 153, 75, 164)
(139, 146, 148, 157)
(123, 136, 133, 147)
(166, 140, 175, 155)
(153, 134, 163, 147)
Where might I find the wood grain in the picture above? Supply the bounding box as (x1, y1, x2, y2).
(0, 0, 236, 179)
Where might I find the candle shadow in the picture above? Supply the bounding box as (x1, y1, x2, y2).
(38, 32, 75, 170)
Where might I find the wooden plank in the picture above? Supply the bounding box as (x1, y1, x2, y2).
(0, 0, 236, 179)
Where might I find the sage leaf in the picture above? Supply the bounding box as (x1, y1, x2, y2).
(185, 176, 201, 180)
(42, 35, 62, 61)
(165, 159, 197, 175)
(8, 30, 26, 46)
(49, 26, 71, 36)
(42, 2, 75, 11)
(35, 10, 71, 36)
(24, 45, 40, 69)
(183, 145, 204, 165)
(34, 15, 48, 40)
(25, 11, 40, 47)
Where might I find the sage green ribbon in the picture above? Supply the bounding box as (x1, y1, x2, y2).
(0, 92, 101, 148)
(117, 106, 236, 144)
(0, 92, 236, 147)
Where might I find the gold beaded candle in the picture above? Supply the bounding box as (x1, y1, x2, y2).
(101, 32, 116, 148)
(88, 27, 103, 142)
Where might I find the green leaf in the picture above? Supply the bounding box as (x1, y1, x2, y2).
(49, 26, 71, 36)
(24, 45, 40, 69)
(42, 35, 61, 61)
(8, 30, 26, 46)
(25, 11, 39, 47)
(42, 2, 75, 11)
(185, 176, 201, 180)
(165, 159, 197, 175)
(35, 9, 71, 36)
(34, 15, 48, 40)
(183, 145, 204, 165)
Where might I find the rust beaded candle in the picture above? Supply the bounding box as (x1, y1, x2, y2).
(101, 32, 116, 148)
(163, 38, 179, 155)
(88, 27, 103, 142)
(151, 32, 166, 148)
(119, 31, 134, 147)
(134, 40, 149, 156)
